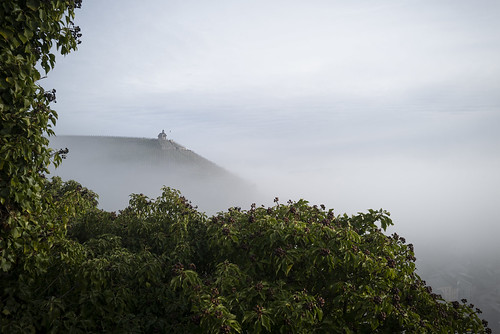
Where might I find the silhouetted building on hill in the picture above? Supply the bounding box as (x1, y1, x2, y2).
(158, 130, 171, 150)
(158, 130, 167, 140)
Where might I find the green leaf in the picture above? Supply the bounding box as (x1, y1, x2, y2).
(1, 259, 12, 272)
(18, 33, 28, 44)
(11, 227, 20, 239)
(261, 314, 272, 332)
(285, 263, 293, 276)
(0, 28, 12, 40)
(26, 0, 40, 11)
(317, 308, 323, 321)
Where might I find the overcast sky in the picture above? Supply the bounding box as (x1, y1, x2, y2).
(45, 0, 500, 258)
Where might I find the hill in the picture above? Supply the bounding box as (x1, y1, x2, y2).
(49, 135, 260, 214)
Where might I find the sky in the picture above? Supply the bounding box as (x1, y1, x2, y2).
(45, 0, 500, 260)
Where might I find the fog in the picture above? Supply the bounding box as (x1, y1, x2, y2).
(49, 136, 261, 213)
(44, 0, 500, 329)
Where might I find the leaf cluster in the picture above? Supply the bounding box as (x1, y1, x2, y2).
(1, 185, 490, 333)
(1, 0, 82, 271)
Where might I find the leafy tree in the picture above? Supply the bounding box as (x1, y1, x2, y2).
(3, 183, 490, 333)
(168, 197, 490, 333)
(0, 0, 82, 271)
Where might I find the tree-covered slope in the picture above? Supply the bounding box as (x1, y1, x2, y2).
(49, 135, 260, 213)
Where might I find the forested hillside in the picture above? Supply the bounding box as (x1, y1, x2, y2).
(49, 135, 260, 213)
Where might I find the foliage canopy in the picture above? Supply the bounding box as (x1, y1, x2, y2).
(1, 0, 82, 272)
(1, 184, 491, 333)
(0, 1, 492, 333)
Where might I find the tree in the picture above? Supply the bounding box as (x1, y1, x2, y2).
(4, 185, 489, 333)
(167, 196, 491, 333)
(0, 0, 82, 272)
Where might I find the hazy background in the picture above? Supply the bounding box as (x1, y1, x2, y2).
(45, 0, 499, 326)
(49, 135, 262, 213)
